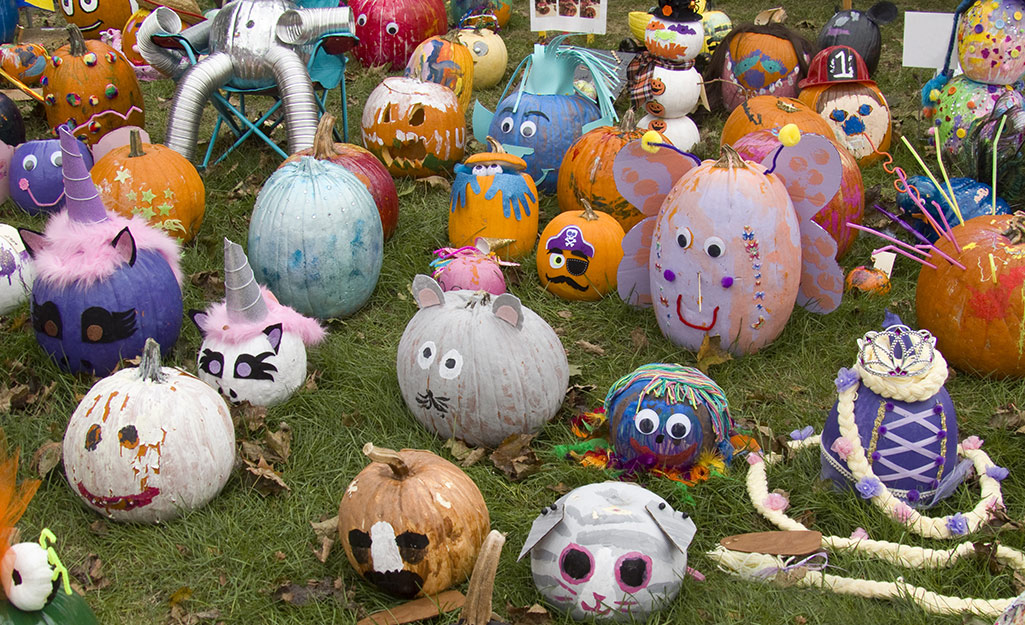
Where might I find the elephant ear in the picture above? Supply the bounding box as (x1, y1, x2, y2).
(867, 1, 897, 24)
(412, 274, 445, 309)
(613, 139, 699, 218)
(617, 217, 656, 308)
(646, 501, 697, 555)
(517, 503, 566, 562)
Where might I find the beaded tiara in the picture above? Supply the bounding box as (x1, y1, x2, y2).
(856, 324, 936, 378)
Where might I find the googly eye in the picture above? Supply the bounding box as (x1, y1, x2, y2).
(499, 116, 514, 134)
(634, 408, 659, 435)
(356, 14, 367, 26)
(79, 0, 98, 13)
(416, 341, 436, 370)
(438, 349, 463, 379)
(704, 236, 725, 258)
(486, 164, 502, 175)
(21, 155, 36, 171)
(49, 151, 61, 168)
(385, 22, 399, 35)
(665, 413, 692, 440)
(472, 41, 489, 56)
(519, 120, 537, 138)
(548, 253, 565, 269)
(472, 164, 488, 175)
(676, 227, 692, 249)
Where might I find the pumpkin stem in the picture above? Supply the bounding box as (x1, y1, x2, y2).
(714, 144, 749, 170)
(313, 114, 339, 160)
(775, 99, 799, 114)
(67, 24, 86, 57)
(578, 198, 600, 221)
(461, 530, 505, 625)
(138, 338, 166, 383)
(362, 443, 409, 478)
(484, 136, 506, 154)
(1004, 211, 1025, 244)
(618, 109, 637, 133)
(128, 130, 146, 158)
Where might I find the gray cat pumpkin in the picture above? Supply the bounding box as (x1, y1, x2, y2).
(397, 275, 569, 447)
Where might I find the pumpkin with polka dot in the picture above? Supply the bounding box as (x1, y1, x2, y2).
(41, 24, 144, 145)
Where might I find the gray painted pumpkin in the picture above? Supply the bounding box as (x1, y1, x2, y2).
(396, 275, 569, 447)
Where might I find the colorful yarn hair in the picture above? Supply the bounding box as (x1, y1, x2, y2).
(603, 363, 734, 443)
(429, 244, 517, 277)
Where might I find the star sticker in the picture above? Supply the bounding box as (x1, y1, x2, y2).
(140, 189, 156, 204)
(126, 190, 137, 201)
(137, 205, 155, 219)
(163, 188, 175, 199)
(114, 167, 131, 183)
(157, 202, 172, 216)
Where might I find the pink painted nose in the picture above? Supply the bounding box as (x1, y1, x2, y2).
(592, 592, 605, 603)
(17, 178, 28, 191)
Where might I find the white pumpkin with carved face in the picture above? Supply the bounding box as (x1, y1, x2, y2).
(63, 340, 235, 523)
(396, 275, 568, 447)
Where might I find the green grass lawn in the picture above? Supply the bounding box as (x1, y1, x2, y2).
(3, 0, 1025, 623)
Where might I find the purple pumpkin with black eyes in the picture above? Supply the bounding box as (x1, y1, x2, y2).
(10, 136, 93, 215)
(18, 126, 182, 376)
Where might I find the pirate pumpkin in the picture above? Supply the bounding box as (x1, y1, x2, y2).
(537, 201, 624, 301)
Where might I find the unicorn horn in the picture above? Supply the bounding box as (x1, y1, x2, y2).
(59, 125, 107, 224)
(223, 238, 268, 323)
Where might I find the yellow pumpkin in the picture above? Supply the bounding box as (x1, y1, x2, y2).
(537, 200, 625, 301)
(455, 27, 507, 89)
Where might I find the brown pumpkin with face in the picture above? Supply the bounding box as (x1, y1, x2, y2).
(338, 444, 490, 598)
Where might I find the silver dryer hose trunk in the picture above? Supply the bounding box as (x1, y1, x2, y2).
(164, 51, 234, 160)
(275, 7, 354, 45)
(138, 6, 217, 79)
(265, 46, 319, 154)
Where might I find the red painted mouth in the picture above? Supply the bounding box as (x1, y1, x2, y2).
(77, 481, 159, 512)
(630, 439, 698, 466)
(676, 294, 718, 331)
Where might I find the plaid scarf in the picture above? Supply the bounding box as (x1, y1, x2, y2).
(626, 52, 696, 112)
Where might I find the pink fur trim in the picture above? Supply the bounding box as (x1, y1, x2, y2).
(196, 287, 326, 346)
(32, 210, 182, 288)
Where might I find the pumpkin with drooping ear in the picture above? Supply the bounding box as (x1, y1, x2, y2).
(537, 200, 624, 301)
(338, 443, 490, 598)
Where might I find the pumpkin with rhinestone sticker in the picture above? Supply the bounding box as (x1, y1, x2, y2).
(62, 338, 235, 523)
(41, 25, 144, 145)
(957, 0, 1025, 85)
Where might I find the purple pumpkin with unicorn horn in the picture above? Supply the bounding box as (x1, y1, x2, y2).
(18, 126, 182, 376)
(190, 239, 325, 407)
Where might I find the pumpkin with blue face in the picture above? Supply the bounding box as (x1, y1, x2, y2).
(10, 137, 93, 216)
(606, 364, 733, 471)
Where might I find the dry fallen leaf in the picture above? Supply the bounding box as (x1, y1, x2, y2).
(420, 175, 451, 191)
(490, 434, 541, 482)
(303, 369, 321, 392)
(313, 537, 334, 563)
(629, 327, 648, 350)
(32, 440, 62, 478)
(274, 551, 287, 561)
(443, 438, 475, 461)
(70, 554, 111, 592)
(188, 270, 225, 301)
(271, 578, 347, 606)
(88, 520, 108, 536)
(990, 403, 1025, 432)
(310, 516, 339, 564)
(231, 402, 267, 432)
(168, 586, 193, 608)
(576, 340, 605, 356)
(556, 310, 573, 319)
(242, 457, 290, 496)
(264, 422, 292, 464)
(696, 335, 732, 372)
(506, 603, 551, 625)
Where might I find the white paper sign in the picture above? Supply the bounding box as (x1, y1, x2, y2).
(530, 0, 608, 34)
(902, 12, 959, 71)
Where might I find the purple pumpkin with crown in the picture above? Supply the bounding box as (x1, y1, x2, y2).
(18, 126, 182, 376)
(820, 313, 965, 508)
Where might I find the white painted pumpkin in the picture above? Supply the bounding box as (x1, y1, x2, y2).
(63, 338, 235, 523)
(0, 224, 34, 315)
(1, 542, 53, 611)
(637, 114, 700, 151)
(396, 275, 568, 448)
(644, 66, 702, 119)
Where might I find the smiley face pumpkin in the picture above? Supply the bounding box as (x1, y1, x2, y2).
(59, 0, 138, 39)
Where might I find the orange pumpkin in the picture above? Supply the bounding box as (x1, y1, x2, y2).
(449, 137, 539, 259)
(556, 109, 650, 232)
(361, 76, 465, 178)
(798, 81, 891, 167)
(720, 96, 834, 148)
(60, 0, 135, 39)
(41, 25, 145, 145)
(0, 42, 48, 86)
(916, 212, 1025, 378)
(537, 200, 625, 301)
(91, 129, 205, 242)
(120, 9, 150, 66)
(844, 265, 891, 296)
(404, 34, 475, 112)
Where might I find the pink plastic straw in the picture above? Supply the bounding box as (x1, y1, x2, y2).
(873, 244, 938, 269)
(933, 203, 962, 252)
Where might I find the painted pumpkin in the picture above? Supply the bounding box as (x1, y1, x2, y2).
(817, 2, 898, 75)
(637, 114, 700, 151)
(18, 127, 182, 376)
(284, 115, 398, 240)
(351, 0, 447, 70)
(59, 0, 138, 39)
(9, 136, 94, 216)
(450, 137, 539, 260)
(845, 265, 891, 296)
(720, 96, 835, 148)
(0, 0, 14, 45)
(632, 64, 702, 122)
(63, 338, 235, 523)
(897, 175, 1010, 244)
(405, 34, 475, 112)
(701, 11, 732, 59)
(537, 201, 625, 301)
(456, 27, 506, 89)
(448, 0, 510, 28)
(606, 364, 733, 471)
(430, 238, 510, 295)
(191, 239, 325, 407)
(0, 43, 48, 86)
(362, 76, 465, 178)
(957, 0, 1025, 85)
(0, 139, 11, 206)
(916, 212, 1025, 378)
(708, 24, 812, 112)
(120, 9, 150, 66)
(0, 224, 33, 315)
(397, 275, 569, 448)
(519, 482, 697, 622)
(339, 443, 490, 598)
(644, 13, 703, 63)
(41, 25, 145, 144)
(0, 91, 24, 147)
(90, 129, 205, 242)
(0, 589, 100, 625)
(733, 130, 863, 258)
(932, 75, 1025, 156)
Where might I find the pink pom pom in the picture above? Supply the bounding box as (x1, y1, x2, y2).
(763, 493, 789, 512)
(830, 437, 854, 460)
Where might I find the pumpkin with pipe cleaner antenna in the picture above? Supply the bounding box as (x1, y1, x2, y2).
(431, 238, 513, 295)
(720, 96, 835, 148)
(537, 200, 624, 301)
(456, 25, 507, 89)
(472, 33, 620, 194)
(817, 2, 897, 75)
(404, 34, 475, 113)
(9, 135, 93, 216)
(338, 443, 490, 599)
(396, 275, 568, 448)
(18, 126, 182, 377)
(63, 338, 235, 523)
(351, 0, 447, 71)
(190, 239, 325, 408)
(957, 0, 1025, 85)
(450, 137, 539, 260)
(0, 225, 33, 315)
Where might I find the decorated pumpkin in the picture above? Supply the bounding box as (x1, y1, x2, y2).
(733, 130, 863, 258)
(397, 275, 569, 448)
(720, 96, 835, 148)
(931, 75, 1025, 156)
(0, 43, 48, 86)
(362, 76, 465, 178)
(606, 364, 734, 471)
(249, 149, 383, 320)
(63, 338, 235, 523)
(338, 443, 490, 598)
(9, 136, 94, 216)
(897, 175, 1010, 244)
(18, 127, 182, 376)
(0, 225, 33, 315)
(916, 212, 1025, 378)
(817, 2, 898, 75)
(191, 239, 325, 407)
(430, 238, 511, 295)
(41, 25, 145, 144)
(456, 26, 506, 89)
(706, 24, 813, 112)
(957, 0, 1025, 85)
(0, 91, 23, 147)
(405, 34, 475, 112)
(845, 265, 891, 296)
(701, 10, 732, 59)
(637, 114, 700, 150)
(537, 201, 624, 301)
(90, 129, 205, 242)
(448, 0, 510, 28)
(518, 482, 697, 622)
(643, 3, 704, 64)
(351, 0, 448, 70)
(120, 9, 150, 66)
(59, 0, 138, 39)
(450, 137, 539, 260)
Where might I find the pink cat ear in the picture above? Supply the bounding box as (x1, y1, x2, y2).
(111, 227, 137, 266)
(18, 228, 46, 258)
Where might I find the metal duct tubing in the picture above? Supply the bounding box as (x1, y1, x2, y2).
(275, 7, 353, 45)
(265, 46, 319, 154)
(138, 7, 219, 79)
(164, 51, 235, 161)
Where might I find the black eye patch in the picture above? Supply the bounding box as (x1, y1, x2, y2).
(396, 531, 429, 564)
(31, 299, 62, 339)
(233, 352, 277, 381)
(348, 529, 371, 564)
(80, 307, 137, 344)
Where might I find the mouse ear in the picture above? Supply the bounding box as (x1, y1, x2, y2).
(646, 500, 697, 555)
(412, 274, 445, 309)
(517, 502, 565, 561)
(867, 1, 898, 25)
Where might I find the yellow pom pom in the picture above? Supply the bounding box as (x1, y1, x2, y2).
(641, 130, 662, 153)
(778, 124, 801, 147)
(929, 89, 940, 102)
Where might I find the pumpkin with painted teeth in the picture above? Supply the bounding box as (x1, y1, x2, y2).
(362, 76, 465, 178)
